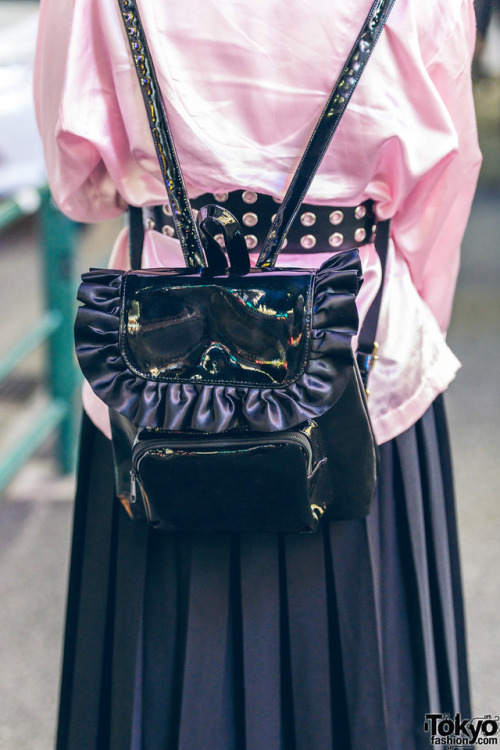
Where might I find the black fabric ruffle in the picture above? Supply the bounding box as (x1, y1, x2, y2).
(74, 250, 363, 432)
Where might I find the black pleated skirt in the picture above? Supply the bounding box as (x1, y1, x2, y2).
(56, 395, 470, 750)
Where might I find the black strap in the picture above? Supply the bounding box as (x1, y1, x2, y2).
(357, 218, 390, 389)
(118, 0, 394, 270)
(119, 0, 206, 268)
(128, 205, 144, 271)
(257, 0, 395, 268)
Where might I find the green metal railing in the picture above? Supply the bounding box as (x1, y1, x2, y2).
(0, 186, 80, 493)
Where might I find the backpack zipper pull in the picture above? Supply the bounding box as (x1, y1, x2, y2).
(130, 470, 137, 504)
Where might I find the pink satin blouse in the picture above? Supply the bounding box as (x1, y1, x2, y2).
(34, 0, 481, 444)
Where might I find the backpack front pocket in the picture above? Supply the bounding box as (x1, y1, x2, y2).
(131, 425, 331, 533)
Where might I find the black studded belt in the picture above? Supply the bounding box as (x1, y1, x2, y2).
(142, 191, 377, 255)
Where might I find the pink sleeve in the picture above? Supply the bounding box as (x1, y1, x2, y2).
(34, 0, 128, 222)
(389, 0, 481, 332)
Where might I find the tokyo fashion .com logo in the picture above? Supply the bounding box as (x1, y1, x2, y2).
(424, 713, 500, 746)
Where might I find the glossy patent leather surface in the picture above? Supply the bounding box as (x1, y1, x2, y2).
(119, 0, 206, 268)
(130, 420, 332, 532)
(75, 249, 363, 433)
(121, 269, 313, 386)
(197, 204, 250, 275)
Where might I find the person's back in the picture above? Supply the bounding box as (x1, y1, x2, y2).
(34, 1, 480, 747)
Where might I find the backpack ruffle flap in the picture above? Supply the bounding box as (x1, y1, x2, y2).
(75, 249, 363, 435)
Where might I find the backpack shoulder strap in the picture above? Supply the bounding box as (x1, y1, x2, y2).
(118, 0, 395, 269)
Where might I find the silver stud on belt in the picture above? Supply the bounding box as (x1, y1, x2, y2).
(243, 212, 258, 227)
(242, 191, 258, 204)
(300, 211, 316, 227)
(329, 232, 344, 248)
(329, 210, 344, 225)
(245, 234, 258, 249)
(300, 234, 317, 249)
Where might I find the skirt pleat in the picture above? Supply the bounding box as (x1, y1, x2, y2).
(284, 532, 333, 749)
(396, 423, 442, 713)
(110, 508, 148, 749)
(57, 417, 118, 750)
(327, 520, 389, 748)
(177, 535, 234, 749)
(56, 396, 471, 750)
(366, 437, 421, 746)
(415, 410, 460, 712)
(142, 534, 181, 748)
(240, 535, 282, 750)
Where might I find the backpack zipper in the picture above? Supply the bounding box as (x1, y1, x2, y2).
(132, 430, 313, 475)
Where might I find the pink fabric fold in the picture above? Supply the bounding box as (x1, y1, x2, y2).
(34, 0, 481, 443)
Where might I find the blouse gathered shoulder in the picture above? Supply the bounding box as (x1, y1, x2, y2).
(34, 0, 482, 444)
